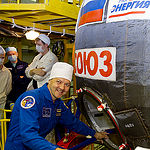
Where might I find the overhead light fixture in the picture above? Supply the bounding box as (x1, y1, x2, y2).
(25, 30, 40, 40)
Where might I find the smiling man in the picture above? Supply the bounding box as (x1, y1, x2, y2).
(5, 62, 108, 150)
(48, 78, 70, 101)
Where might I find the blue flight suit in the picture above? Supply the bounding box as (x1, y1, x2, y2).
(5, 84, 96, 150)
(5, 59, 31, 103)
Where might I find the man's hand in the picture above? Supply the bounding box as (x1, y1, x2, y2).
(94, 131, 109, 143)
(30, 67, 46, 76)
(55, 148, 67, 150)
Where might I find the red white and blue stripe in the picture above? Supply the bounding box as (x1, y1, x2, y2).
(76, 0, 106, 30)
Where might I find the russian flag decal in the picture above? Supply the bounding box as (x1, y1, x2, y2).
(76, 0, 107, 31)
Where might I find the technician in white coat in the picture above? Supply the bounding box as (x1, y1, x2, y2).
(25, 34, 58, 89)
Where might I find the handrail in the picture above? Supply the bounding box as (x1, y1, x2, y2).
(0, 109, 12, 150)
(0, 119, 11, 150)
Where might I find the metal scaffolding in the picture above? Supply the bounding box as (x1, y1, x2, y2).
(0, 0, 82, 35)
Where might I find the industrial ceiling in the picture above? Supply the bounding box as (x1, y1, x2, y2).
(0, 0, 81, 38)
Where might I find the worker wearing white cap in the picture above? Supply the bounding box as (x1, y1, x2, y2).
(25, 34, 58, 90)
(5, 62, 108, 150)
(48, 62, 74, 100)
(5, 47, 18, 66)
(4, 47, 31, 109)
(0, 45, 12, 120)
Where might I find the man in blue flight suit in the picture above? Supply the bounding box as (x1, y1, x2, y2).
(5, 62, 108, 150)
(4, 47, 31, 106)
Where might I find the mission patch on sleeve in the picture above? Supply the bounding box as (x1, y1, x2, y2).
(21, 96, 35, 109)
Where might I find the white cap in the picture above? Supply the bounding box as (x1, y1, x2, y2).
(37, 34, 50, 45)
(6, 47, 17, 53)
(49, 62, 74, 82)
(0, 45, 5, 54)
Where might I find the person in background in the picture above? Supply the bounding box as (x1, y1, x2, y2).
(0, 46, 12, 119)
(5, 62, 109, 150)
(4, 47, 31, 108)
(25, 34, 58, 90)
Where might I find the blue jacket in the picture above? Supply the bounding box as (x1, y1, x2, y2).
(5, 84, 96, 150)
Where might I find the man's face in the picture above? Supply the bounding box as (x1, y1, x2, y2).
(35, 39, 47, 51)
(7, 51, 18, 57)
(48, 78, 71, 101)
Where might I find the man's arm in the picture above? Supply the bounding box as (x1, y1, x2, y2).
(59, 102, 109, 142)
(5, 70, 12, 95)
(25, 55, 40, 78)
(19, 94, 59, 150)
(29, 67, 46, 76)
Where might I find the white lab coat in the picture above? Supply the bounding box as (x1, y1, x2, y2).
(25, 50, 58, 88)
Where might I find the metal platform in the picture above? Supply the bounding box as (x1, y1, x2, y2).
(0, 0, 81, 36)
